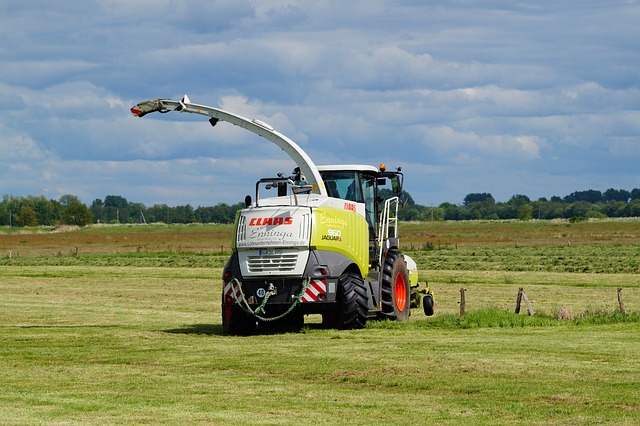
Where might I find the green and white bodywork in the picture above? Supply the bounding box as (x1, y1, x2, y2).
(131, 96, 431, 334)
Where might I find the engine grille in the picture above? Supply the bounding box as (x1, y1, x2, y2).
(246, 253, 299, 273)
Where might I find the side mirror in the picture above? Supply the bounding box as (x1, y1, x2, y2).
(391, 176, 403, 194)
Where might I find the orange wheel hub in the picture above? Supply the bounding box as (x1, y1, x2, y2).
(395, 273, 407, 311)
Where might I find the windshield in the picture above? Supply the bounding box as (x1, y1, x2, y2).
(321, 171, 360, 201)
(320, 170, 377, 235)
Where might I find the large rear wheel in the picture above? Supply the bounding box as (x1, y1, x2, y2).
(380, 250, 411, 321)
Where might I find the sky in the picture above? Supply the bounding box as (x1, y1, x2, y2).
(1, 0, 639, 208)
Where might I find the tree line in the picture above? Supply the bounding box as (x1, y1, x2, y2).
(0, 194, 245, 227)
(2, 187, 640, 227)
(398, 188, 640, 221)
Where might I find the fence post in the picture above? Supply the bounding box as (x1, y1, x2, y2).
(515, 287, 523, 314)
(459, 288, 466, 317)
(522, 289, 535, 316)
(515, 288, 535, 316)
(618, 288, 626, 314)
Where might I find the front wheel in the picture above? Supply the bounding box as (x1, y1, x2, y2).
(323, 272, 368, 329)
(380, 250, 411, 321)
(423, 294, 434, 316)
(222, 304, 256, 335)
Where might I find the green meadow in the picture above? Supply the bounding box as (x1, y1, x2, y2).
(1, 220, 639, 424)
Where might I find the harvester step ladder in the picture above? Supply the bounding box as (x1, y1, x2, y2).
(378, 196, 399, 266)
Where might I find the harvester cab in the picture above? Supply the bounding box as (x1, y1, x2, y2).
(131, 96, 434, 335)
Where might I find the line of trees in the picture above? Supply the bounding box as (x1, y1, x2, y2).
(2, 187, 640, 227)
(0, 195, 94, 227)
(399, 188, 640, 221)
(88, 195, 245, 225)
(0, 194, 245, 227)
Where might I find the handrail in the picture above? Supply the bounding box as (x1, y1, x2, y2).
(377, 196, 399, 265)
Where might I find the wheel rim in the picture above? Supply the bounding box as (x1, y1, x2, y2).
(394, 273, 407, 311)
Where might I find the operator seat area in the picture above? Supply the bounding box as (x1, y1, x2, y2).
(320, 170, 379, 261)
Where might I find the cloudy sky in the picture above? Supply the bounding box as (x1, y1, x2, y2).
(1, 1, 639, 208)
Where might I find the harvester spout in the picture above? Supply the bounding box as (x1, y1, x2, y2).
(130, 96, 327, 196)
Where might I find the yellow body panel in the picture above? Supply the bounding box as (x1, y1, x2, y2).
(310, 206, 369, 277)
(408, 268, 419, 287)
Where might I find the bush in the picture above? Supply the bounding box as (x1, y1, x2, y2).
(62, 201, 93, 227)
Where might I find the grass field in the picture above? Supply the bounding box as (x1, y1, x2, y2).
(1, 220, 639, 424)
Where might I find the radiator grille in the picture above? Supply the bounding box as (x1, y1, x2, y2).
(247, 253, 299, 273)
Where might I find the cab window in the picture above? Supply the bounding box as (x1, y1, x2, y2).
(321, 170, 377, 235)
(321, 171, 361, 202)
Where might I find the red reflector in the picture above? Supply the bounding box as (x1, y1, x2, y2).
(319, 293, 327, 301)
(223, 271, 232, 279)
(225, 296, 233, 303)
(320, 268, 328, 276)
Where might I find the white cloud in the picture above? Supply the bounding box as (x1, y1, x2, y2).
(0, 60, 99, 86)
(417, 126, 543, 161)
(0, 124, 50, 161)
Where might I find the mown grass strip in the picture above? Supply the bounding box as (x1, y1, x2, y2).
(2, 320, 638, 425)
(0, 252, 230, 268)
(408, 245, 640, 273)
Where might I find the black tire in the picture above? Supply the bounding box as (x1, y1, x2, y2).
(324, 272, 368, 329)
(380, 250, 411, 321)
(423, 295, 434, 316)
(222, 304, 256, 335)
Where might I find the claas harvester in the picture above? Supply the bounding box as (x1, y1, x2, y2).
(131, 96, 434, 334)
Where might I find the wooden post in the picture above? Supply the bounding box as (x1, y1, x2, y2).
(515, 287, 523, 314)
(515, 288, 535, 316)
(521, 289, 535, 316)
(618, 288, 626, 314)
(459, 288, 466, 317)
